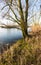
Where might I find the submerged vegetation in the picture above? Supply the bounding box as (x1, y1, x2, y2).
(0, 32, 41, 65)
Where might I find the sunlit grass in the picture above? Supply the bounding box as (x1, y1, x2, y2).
(0, 33, 41, 65)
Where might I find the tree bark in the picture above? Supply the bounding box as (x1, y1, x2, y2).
(22, 28, 28, 39)
(21, 22, 28, 39)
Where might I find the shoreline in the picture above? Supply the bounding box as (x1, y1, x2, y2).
(0, 38, 23, 54)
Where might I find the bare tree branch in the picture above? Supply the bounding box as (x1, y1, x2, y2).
(7, 14, 21, 25)
(25, 0, 28, 23)
(8, 4, 21, 22)
(1, 4, 8, 11)
(18, 0, 24, 21)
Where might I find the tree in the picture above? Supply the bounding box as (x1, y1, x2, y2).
(1, 0, 37, 38)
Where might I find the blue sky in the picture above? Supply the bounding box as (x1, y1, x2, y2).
(0, 0, 41, 25)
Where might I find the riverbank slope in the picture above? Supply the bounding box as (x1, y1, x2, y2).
(0, 32, 41, 65)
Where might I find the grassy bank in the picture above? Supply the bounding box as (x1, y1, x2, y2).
(0, 34, 41, 65)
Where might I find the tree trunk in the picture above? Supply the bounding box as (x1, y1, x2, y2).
(21, 22, 28, 39)
(22, 28, 28, 39)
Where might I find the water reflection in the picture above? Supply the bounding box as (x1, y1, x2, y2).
(0, 28, 23, 44)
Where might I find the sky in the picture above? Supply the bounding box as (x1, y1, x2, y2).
(0, 0, 41, 25)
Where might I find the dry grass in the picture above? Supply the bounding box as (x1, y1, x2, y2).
(31, 24, 41, 33)
(0, 33, 41, 65)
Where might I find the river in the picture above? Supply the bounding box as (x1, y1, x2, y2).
(0, 28, 23, 44)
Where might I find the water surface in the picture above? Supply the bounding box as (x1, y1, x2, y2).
(0, 28, 23, 44)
